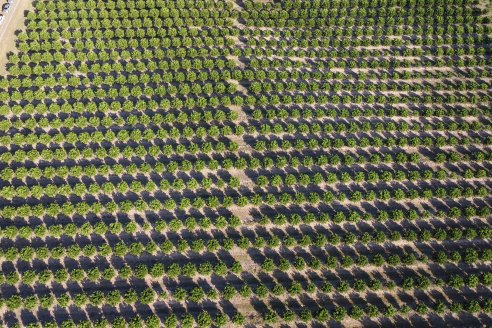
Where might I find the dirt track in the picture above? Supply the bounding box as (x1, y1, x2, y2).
(0, 0, 34, 75)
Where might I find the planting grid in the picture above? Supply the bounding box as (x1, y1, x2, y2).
(0, 0, 491, 327)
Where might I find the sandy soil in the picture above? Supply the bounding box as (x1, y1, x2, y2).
(0, 0, 34, 75)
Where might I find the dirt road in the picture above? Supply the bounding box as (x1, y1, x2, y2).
(0, 0, 34, 75)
